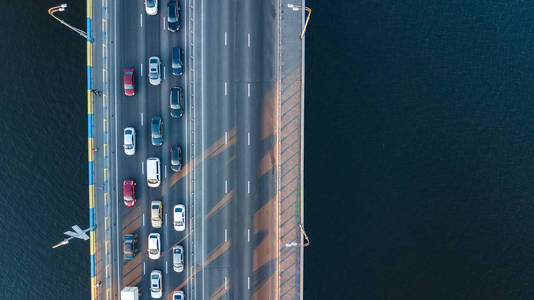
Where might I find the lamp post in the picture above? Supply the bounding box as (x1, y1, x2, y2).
(52, 225, 93, 248)
(48, 4, 91, 41)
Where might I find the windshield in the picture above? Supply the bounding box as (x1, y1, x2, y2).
(147, 0, 155, 7)
(149, 179, 158, 184)
(150, 248, 158, 254)
(125, 242, 132, 253)
(125, 83, 133, 90)
(124, 196, 132, 201)
(169, 7, 177, 21)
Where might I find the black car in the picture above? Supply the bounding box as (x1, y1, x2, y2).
(172, 47, 183, 76)
(170, 87, 184, 119)
(167, 0, 180, 32)
(170, 146, 183, 172)
(123, 234, 137, 260)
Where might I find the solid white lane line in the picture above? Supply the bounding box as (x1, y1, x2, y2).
(248, 83, 250, 97)
(225, 277, 228, 290)
(142, 213, 145, 226)
(225, 180, 228, 193)
(140, 13, 143, 27)
(224, 82, 228, 96)
(141, 161, 144, 174)
(140, 64, 143, 76)
(248, 181, 250, 194)
(141, 112, 144, 126)
(248, 277, 250, 289)
(224, 31, 227, 46)
(248, 132, 250, 146)
(165, 165, 167, 178)
(162, 17, 166, 30)
(143, 262, 146, 275)
(225, 131, 228, 144)
(247, 229, 250, 242)
(248, 33, 250, 47)
(166, 261, 168, 274)
(225, 229, 227, 242)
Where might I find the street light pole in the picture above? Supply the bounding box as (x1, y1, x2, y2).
(52, 225, 93, 248)
(48, 4, 91, 41)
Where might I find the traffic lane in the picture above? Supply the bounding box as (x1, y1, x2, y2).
(115, 0, 148, 294)
(200, 0, 237, 297)
(118, 1, 160, 297)
(116, 0, 149, 294)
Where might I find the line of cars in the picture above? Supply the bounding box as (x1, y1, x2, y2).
(122, 2, 185, 299)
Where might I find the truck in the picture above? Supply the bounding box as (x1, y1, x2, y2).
(121, 286, 139, 300)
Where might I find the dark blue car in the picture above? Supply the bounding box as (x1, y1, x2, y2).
(172, 47, 183, 76)
(123, 234, 137, 260)
(167, 0, 180, 32)
(151, 116, 163, 146)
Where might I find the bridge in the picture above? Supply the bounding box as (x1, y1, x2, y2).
(81, 0, 306, 299)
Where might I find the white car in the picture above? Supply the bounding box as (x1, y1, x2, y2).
(144, 0, 158, 15)
(173, 204, 185, 231)
(151, 201, 162, 228)
(123, 127, 136, 155)
(173, 245, 184, 272)
(150, 270, 162, 298)
(173, 290, 184, 300)
(148, 56, 161, 85)
(148, 233, 160, 260)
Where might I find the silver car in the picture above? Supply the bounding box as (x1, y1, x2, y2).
(173, 245, 184, 272)
(123, 127, 136, 156)
(148, 56, 161, 85)
(150, 270, 162, 298)
(173, 290, 184, 300)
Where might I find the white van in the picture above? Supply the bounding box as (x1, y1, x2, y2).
(146, 157, 161, 188)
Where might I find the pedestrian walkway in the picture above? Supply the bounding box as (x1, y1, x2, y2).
(277, 1, 306, 299)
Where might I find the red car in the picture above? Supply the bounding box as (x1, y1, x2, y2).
(123, 68, 135, 96)
(123, 179, 136, 207)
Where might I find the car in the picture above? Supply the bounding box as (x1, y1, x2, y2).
(146, 157, 161, 188)
(122, 179, 136, 207)
(123, 234, 137, 260)
(123, 69, 135, 96)
(150, 270, 163, 298)
(170, 87, 184, 119)
(123, 127, 136, 155)
(173, 291, 184, 300)
(151, 116, 163, 146)
(172, 47, 183, 76)
(167, 0, 180, 32)
(173, 204, 185, 231)
(151, 201, 162, 228)
(144, 0, 158, 15)
(170, 146, 183, 172)
(148, 56, 161, 85)
(173, 245, 184, 272)
(148, 233, 161, 260)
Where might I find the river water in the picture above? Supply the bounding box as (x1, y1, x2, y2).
(2, 0, 534, 299)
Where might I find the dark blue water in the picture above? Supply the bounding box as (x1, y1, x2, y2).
(0, 1, 88, 299)
(3, 0, 534, 299)
(304, 0, 534, 299)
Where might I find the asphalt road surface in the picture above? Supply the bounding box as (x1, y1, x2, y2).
(95, 0, 279, 299)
